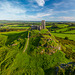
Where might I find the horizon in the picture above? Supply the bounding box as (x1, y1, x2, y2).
(0, 0, 75, 21)
(0, 20, 75, 22)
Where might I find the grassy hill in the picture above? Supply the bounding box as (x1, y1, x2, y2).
(0, 28, 75, 75)
(0, 31, 28, 74)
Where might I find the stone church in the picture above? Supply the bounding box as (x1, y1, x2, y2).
(31, 20, 46, 30)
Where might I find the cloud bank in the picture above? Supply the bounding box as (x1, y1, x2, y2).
(35, 0, 45, 6)
(0, 0, 75, 21)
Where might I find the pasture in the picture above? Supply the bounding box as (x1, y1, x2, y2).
(56, 24, 68, 28)
(64, 30, 75, 33)
(0, 23, 30, 29)
(52, 33, 75, 41)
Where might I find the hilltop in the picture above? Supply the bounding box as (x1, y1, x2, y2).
(0, 28, 75, 75)
(28, 29, 61, 55)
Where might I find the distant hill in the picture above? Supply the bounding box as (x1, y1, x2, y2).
(0, 20, 75, 24)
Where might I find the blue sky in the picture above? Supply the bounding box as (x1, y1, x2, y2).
(0, 0, 75, 21)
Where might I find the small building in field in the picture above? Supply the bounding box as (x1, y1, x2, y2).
(31, 20, 46, 30)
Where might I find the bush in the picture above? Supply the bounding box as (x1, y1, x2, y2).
(54, 29, 56, 33)
(59, 31, 63, 33)
(65, 37, 69, 40)
(72, 52, 75, 59)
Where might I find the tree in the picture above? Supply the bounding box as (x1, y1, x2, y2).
(65, 37, 68, 40)
(54, 29, 56, 33)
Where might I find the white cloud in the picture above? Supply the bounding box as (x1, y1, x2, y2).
(0, 1, 75, 21)
(58, 16, 75, 21)
(53, 1, 75, 8)
(0, 1, 50, 20)
(53, 2, 64, 7)
(48, 16, 75, 21)
(27, 9, 53, 19)
(0, 1, 53, 21)
(35, 0, 45, 6)
(28, 0, 45, 6)
(28, 13, 52, 19)
(0, 1, 27, 20)
(0, 1, 26, 14)
(36, 13, 52, 17)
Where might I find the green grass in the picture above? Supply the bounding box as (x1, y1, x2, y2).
(0, 31, 25, 34)
(9, 26, 30, 29)
(52, 32, 75, 41)
(1, 24, 30, 29)
(51, 25, 75, 33)
(27, 29, 70, 68)
(54, 36, 75, 61)
(2, 27, 30, 29)
(46, 26, 52, 28)
(56, 24, 69, 28)
(0, 35, 7, 47)
(69, 26, 75, 28)
(0, 28, 73, 75)
(0, 30, 28, 58)
(64, 30, 75, 33)
(65, 44, 75, 52)
(0, 30, 29, 75)
(53, 28, 68, 33)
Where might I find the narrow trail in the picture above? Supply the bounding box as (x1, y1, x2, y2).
(23, 32, 29, 52)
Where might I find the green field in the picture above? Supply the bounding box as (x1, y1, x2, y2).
(0, 29, 71, 75)
(0, 23, 30, 29)
(52, 32, 75, 41)
(1, 26, 30, 29)
(56, 24, 69, 28)
(46, 26, 52, 28)
(53, 28, 68, 32)
(0, 31, 29, 74)
(0, 22, 75, 75)
(64, 30, 75, 33)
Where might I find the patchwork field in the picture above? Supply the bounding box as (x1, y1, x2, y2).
(0, 23, 30, 29)
(0, 22, 75, 75)
(64, 30, 75, 33)
(52, 33, 75, 41)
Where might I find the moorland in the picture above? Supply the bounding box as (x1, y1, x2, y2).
(0, 21, 75, 75)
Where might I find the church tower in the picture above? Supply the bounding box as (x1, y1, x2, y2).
(42, 20, 45, 29)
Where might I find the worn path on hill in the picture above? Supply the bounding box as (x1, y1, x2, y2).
(23, 32, 29, 52)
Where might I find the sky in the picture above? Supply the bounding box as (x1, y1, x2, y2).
(0, 0, 75, 21)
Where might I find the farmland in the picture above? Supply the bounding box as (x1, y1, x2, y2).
(46, 23, 75, 41)
(0, 21, 75, 75)
(47, 22, 75, 62)
(52, 33, 75, 41)
(0, 24, 30, 29)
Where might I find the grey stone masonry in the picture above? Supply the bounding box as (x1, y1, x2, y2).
(31, 20, 46, 30)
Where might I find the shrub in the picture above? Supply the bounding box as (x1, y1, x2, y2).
(54, 29, 56, 33)
(65, 37, 69, 40)
(72, 52, 75, 59)
(59, 31, 63, 33)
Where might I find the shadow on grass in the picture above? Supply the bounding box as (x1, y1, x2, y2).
(2, 31, 28, 46)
